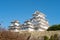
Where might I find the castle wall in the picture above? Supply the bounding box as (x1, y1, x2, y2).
(20, 31, 60, 40)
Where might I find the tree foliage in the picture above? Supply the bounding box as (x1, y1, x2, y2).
(49, 35, 54, 40)
(53, 34, 59, 40)
(49, 34, 59, 40)
(47, 24, 60, 31)
(44, 36, 49, 40)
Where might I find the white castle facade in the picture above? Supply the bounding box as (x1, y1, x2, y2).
(8, 11, 49, 32)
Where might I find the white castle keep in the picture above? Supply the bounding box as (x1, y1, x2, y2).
(8, 11, 49, 32)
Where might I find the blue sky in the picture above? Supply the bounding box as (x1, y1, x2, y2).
(0, 0, 60, 29)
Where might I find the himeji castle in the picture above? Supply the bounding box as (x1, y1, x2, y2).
(8, 11, 49, 32)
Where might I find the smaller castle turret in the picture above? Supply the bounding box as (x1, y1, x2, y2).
(8, 20, 21, 32)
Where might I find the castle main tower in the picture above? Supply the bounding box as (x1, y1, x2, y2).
(29, 11, 49, 31)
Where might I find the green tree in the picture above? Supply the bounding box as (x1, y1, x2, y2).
(47, 24, 60, 31)
(54, 34, 59, 40)
(49, 35, 54, 40)
(49, 34, 59, 40)
(44, 36, 49, 40)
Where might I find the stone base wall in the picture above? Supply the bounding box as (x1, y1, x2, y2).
(19, 31, 60, 40)
(0, 31, 60, 40)
(29, 31, 60, 37)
